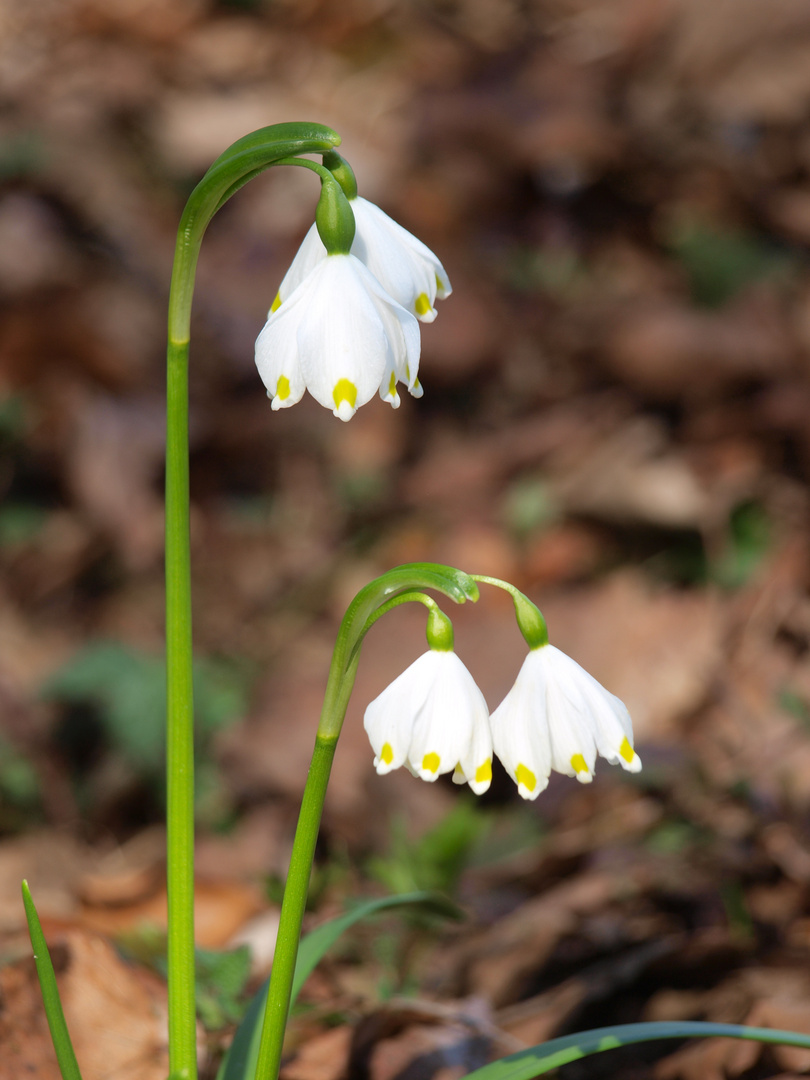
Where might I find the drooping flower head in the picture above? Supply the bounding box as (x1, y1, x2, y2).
(360, 575, 639, 802)
(363, 606, 492, 794)
(274, 196, 452, 326)
(255, 253, 420, 420)
(255, 162, 437, 419)
(272, 151, 452, 326)
(490, 643, 641, 800)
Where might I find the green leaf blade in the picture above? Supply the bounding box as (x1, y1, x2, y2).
(463, 1021, 810, 1080)
(21, 881, 84, 1080)
(217, 891, 461, 1080)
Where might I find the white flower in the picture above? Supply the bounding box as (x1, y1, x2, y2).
(273, 196, 452, 324)
(363, 649, 493, 795)
(490, 645, 641, 800)
(255, 253, 421, 420)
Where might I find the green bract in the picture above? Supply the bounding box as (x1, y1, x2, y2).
(314, 177, 355, 254)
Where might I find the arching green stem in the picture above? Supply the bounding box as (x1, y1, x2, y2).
(253, 566, 477, 1080)
(164, 122, 340, 1080)
(473, 574, 548, 649)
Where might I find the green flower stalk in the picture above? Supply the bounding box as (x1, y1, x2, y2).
(252, 565, 479, 1080)
(167, 122, 455, 1080)
(166, 121, 344, 1080)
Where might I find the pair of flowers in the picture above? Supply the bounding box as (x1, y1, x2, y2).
(364, 642, 642, 799)
(255, 194, 451, 421)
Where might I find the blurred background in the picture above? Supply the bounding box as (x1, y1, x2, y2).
(5, 0, 810, 1076)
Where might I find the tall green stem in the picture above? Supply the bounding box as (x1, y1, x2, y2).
(163, 122, 342, 1080)
(165, 337, 196, 1079)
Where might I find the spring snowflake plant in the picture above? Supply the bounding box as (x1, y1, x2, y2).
(21, 122, 810, 1080)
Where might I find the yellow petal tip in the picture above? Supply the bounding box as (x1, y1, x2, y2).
(516, 763, 536, 793)
(570, 753, 589, 776)
(422, 752, 440, 774)
(415, 292, 432, 317)
(475, 759, 492, 785)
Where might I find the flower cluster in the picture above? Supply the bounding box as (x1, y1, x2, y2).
(364, 641, 641, 800)
(255, 183, 451, 422)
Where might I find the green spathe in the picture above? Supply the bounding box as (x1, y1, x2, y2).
(315, 178, 356, 255)
(322, 149, 358, 201)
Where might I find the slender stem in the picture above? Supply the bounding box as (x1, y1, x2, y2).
(472, 574, 548, 648)
(253, 735, 338, 1080)
(162, 123, 342, 1080)
(166, 337, 197, 1080)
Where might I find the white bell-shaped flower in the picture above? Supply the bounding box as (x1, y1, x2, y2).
(490, 645, 641, 800)
(255, 252, 421, 420)
(273, 196, 452, 324)
(364, 649, 493, 795)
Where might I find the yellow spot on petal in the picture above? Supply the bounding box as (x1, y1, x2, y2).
(388, 371, 397, 397)
(475, 759, 492, 785)
(333, 378, 357, 411)
(271, 292, 282, 313)
(422, 752, 440, 774)
(415, 292, 431, 316)
(571, 753, 589, 776)
(516, 763, 536, 792)
(380, 742, 394, 765)
(619, 737, 635, 764)
(276, 374, 290, 401)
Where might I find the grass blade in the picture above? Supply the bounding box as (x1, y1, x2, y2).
(21, 880, 83, 1080)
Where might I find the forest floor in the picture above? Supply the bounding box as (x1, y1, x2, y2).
(5, 1, 810, 1077)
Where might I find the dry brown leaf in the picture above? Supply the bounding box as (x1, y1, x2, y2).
(462, 871, 620, 1005)
(281, 1026, 353, 1080)
(349, 999, 494, 1080)
(0, 927, 170, 1080)
(81, 878, 265, 949)
(604, 294, 794, 401)
(551, 416, 714, 529)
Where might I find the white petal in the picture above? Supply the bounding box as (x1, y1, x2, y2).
(551, 649, 641, 772)
(542, 653, 598, 783)
(296, 256, 388, 417)
(352, 198, 451, 321)
(490, 654, 552, 800)
(364, 650, 491, 794)
(254, 289, 309, 408)
(363, 651, 437, 774)
(407, 654, 473, 780)
(358, 263, 422, 390)
(491, 645, 639, 798)
(277, 223, 327, 305)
